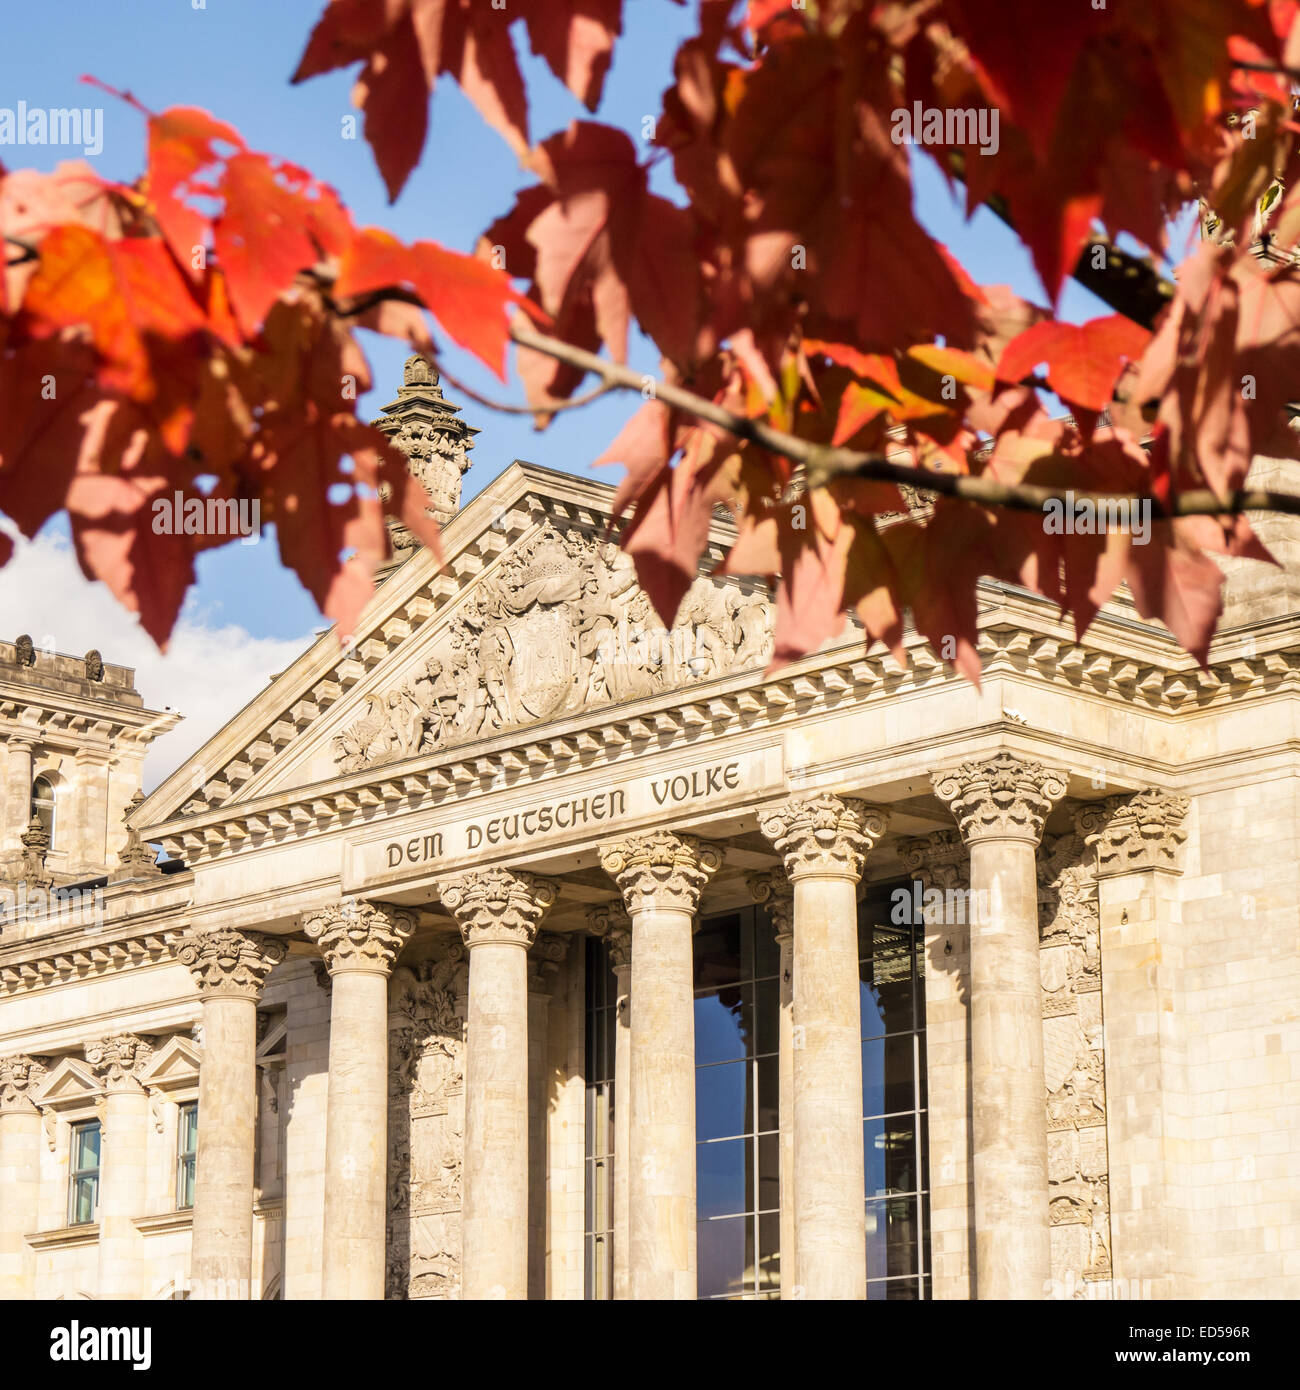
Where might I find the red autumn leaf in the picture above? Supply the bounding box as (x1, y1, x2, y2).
(997, 314, 1152, 414)
(146, 106, 245, 277)
(337, 226, 523, 378)
(213, 154, 325, 338)
(293, 0, 530, 200)
(20, 224, 208, 404)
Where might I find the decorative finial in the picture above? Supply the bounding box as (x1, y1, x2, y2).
(403, 354, 438, 387)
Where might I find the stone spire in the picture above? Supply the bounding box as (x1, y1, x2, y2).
(374, 355, 480, 559)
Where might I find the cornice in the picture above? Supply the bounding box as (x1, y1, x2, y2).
(142, 606, 1300, 869)
(0, 926, 183, 996)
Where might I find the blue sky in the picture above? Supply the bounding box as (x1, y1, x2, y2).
(0, 2, 1178, 780)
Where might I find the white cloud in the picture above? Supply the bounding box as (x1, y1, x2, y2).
(0, 531, 314, 791)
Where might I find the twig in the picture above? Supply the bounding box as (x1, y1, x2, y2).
(507, 320, 1300, 521)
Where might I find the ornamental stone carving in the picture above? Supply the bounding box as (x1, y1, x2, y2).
(85, 1034, 154, 1091)
(746, 868, 794, 941)
(178, 928, 288, 999)
(599, 830, 723, 914)
(437, 868, 557, 947)
(302, 900, 416, 975)
(527, 932, 571, 996)
(387, 943, 468, 1300)
(332, 519, 774, 773)
(898, 829, 969, 897)
(1075, 789, 1190, 875)
(932, 752, 1066, 843)
(759, 793, 887, 880)
(0, 1053, 47, 1111)
(588, 902, 632, 968)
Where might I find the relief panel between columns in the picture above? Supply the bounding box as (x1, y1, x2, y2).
(1038, 830, 1112, 1297)
(386, 938, 468, 1299)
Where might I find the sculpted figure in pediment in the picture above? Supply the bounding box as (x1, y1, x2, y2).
(334, 521, 776, 772)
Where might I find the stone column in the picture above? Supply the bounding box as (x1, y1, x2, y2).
(526, 932, 569, 1300)
(4, 733, 37, 853)
(179, 928, 287, 1300)
(438, 868, 557, 1300)
(600, 831, 722, 1301)
(760, 794, 887, 1300)
(0, 1055, 46, 1298)
(303, 900, 414, 1301)
(86, 1034, 154, 1299)
(899, 830, 975, 1300)
(933, 752, 1066, 1300)
(1076, 790, 1190, 1299)
(747, 868, 797, 1298)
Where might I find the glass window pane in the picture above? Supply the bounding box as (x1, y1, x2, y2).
(694, 915, 742, 990)
(862, 1033, 916, 1118)
(754, 1053, 779, 1134)
(694, 988, 748, 1065)
(696, 1060, 748, 1141)
(698, 1214, 751, 1300)
(752, 916, 780, 979)
(757, 1211, 781, 1295)
(868, 1276, 921, 1300)
(866, 1195, 920, 1281)
(753, 979, 780, 1057)
(697, 1136, 750, 1220)
(864, 1115, 918, 1197)
(756, 1132, 781, 1215)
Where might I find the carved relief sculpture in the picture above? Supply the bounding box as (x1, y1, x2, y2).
(1038, 829, 1112, 1294)
(386, 942, 468, 1299)
(334, 521, 775, 772)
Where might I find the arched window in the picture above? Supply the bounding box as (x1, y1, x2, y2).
(30, 775, 56, 846)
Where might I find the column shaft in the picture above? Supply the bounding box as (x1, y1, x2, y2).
(933, 752, 1065, 1301)
(321, 969, 390, 1298)
(191, 993, 258, 1298)
(967, 837, 1050, 1299)
(463, 939, 530, 1298)
(0, 1058, 43, 1299)
(97, 1087, 149, 1297)
(627, 903, 697, 1300)
(791, 874, 865, 1298)
(180, 927, 285, 1300)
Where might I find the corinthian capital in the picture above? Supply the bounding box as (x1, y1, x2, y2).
(302, 899, 416, 976)
(898, 829, 969, 895)
(438, 868, 557, 948)
(587, 902, 632, 970)
(85, 1034, 154, 1091)
(178, 928, 288, 1000)
(932, 752, 1065, 844)
(1075, 790, 1190, 876)
(599, 830, 722, 914)
(759, 793, 887, 881)
(746, 868, 794, 943)
(0, 1054, 47, 1112)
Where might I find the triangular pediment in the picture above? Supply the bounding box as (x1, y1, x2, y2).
(34, 1056, 99, 1109)
(138, 1036, 201, 1092)
(137, 462, 777, 831)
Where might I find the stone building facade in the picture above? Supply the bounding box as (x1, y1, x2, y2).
(0, 360, 1297, 1301)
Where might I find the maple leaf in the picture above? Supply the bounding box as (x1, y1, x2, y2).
(145, 106, 245, 278)
(337, 226, 524, 379)
(486, 122, 703, 395)
(19, 224, 208, 452)
(294, 0, 530, 200)
(213, 155, 328, 338)
(997, 314, 1152, 429)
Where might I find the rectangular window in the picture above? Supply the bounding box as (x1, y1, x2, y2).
(860, 882, 931, 1300)
(583, 938, 616, 1299)
(68, 1120, 101, 1226)
(176, 1102, 198, 1211)
(694, 908, 781, 1301)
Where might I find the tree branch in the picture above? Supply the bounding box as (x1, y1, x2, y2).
(508, 320, 1300, 522)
